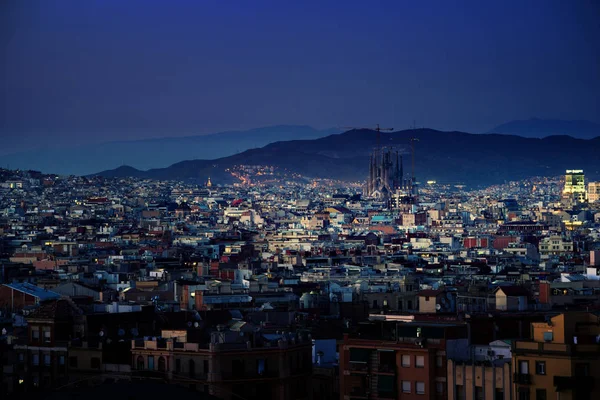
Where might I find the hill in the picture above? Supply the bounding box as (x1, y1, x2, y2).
(1, 125, 339, 176)
(94, 129, 600, 187)
(488, 118, 600, 139)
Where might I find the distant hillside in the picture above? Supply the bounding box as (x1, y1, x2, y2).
(488, 118, 600, 139)
(1, 125, 339, 175)
(94, 129, 600, 187)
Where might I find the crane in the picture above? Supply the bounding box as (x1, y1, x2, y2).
(409, 137, 419, 182)
(342, 123, 393, 149)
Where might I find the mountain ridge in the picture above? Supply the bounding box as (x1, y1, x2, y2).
(93, 128, 600, 187)
(1, 125, 340, 176)
(488, 118, 600, 139)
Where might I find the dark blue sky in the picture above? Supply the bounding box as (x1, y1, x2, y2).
(1, 0, 599, 154)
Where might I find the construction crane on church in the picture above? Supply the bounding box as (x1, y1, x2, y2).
(342, 123, 394, 149)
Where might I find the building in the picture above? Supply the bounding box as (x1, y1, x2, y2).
(10, 299, 84, 394)
(494, 286, 529, 312)
(130, 327, 312, 400)
(339, 320, 468, 400)
(562, 170, 587, 205)
(0, 283, 60, 314)
(512, 312, 600, 400)
(588, 182, 600, 203)
(365, 148, 412, 200)
(447, 357, 512, 400)
(538, 236, 573, 260)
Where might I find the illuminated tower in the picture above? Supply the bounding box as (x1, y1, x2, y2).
(562, 169, 586, 205)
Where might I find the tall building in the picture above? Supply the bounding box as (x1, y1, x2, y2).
(562, 170, 587, 205)
(588, 181, 600, 203)
(365, 148, 414, 201)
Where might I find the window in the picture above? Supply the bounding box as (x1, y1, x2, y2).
(69, 356, 78, 368)
(189, 360, 195, 378)
(475, 387, 484, 400)
(32, 329, 40, 341)
(416, 381, 425, 395)
(402, 381, 411, 393)
(18, 353, 24, 363)
(575, 363, 590, 376)
(436, 381, 444, 394)
(257, 358, 266, 375)
(408, 300, 413, 309)
(59, 355, 65, 365)
(136, 356, 144, 370)
(44, 330, 51, 343)
(44, 354, 51, 366)
(32, 354, 39, 366)
(436, 355, 443, 367)
(148, 355, 154, 370)
(519, 360, 529, 374)
(536, 389, 547, 400)
(495, 388, 505, 400)
(158, 356, 166, 372)
(91, 357, 100, 369)
(518, 388, 530, 400)
(416, 355, 425, 368)
(457, 385, 466, 400)
(535, 361, 546, 375)
(402, 355, 411, 367)
(232, 359, 245, 375)
(543, 331, 553, 342)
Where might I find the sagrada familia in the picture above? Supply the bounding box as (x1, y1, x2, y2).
(364, 148, 414, 200)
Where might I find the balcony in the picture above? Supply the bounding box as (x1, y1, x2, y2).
(348, 362, 369, 373)
(348, 387, 368, 398)
(513, 373, 531, 385)
(377, 364, 396, 374)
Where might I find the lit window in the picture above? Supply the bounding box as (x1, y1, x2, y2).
(402, 355, 411, 367)
(416, 381, 425, 395)
(416, 355, 425, 368)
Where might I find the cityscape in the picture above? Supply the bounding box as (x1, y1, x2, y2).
(2, 2, 600, 400)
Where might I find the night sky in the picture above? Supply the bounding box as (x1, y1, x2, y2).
(1, 0, 599, 154)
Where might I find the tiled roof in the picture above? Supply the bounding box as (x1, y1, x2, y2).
(27, 299, 82, 320)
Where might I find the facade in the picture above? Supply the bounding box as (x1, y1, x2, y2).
(447, 360, 511, 400)
(365, 148, 411, 200)
(10, 299, 83, 394)
(538, 236, 573, 260)
(588, 182, 600, 203)
(130, 329, 312, 400)
(562, 170, 587, 205)
(512, 313, 600, 400)
(339, 320, 468, 400)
